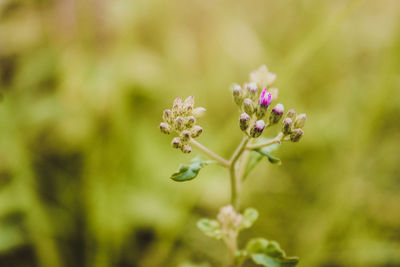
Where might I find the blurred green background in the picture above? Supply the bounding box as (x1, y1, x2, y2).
(1, 0, 400, 266)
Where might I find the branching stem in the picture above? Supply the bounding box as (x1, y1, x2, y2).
(229, 136, 250, 210)
(190, 139, 230, 167)
(245, 132, 284, 150)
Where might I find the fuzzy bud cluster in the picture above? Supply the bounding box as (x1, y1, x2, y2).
(232, 66, 285, 139)
(281, 109, 306, 142)
(217, 205, 243, 233)
(160, 96, 206, 153)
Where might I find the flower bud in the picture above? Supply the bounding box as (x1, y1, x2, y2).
(185, 116, 196, 128)
(269, 103, 284, 125)
(282, 118, 293, 135)
(290, 128, 304, 142)
(259, 88, 272, 108)
(191, 125, 203, 138)
(294, 113, 307, 129)
(239, 113, 251, 131)
(232, 84, 243, 106)
(159, 122, 171, 134)
(181, 144, 192, 154)
(242, 98, 254, 115)
(174, 116, 185, 131)
(250, 120, 266, 138)
(182, 96, 194, 114)
(285, 109, 296, 121)
(163, 109, 173, 124)
(193, 107, 206, 118)
(172, 97, 182, 115)
(256, 88, 272, 119)
(180, 130, 191, 142)
(171, 137, 182, 149)
(246, 82, 258, 101)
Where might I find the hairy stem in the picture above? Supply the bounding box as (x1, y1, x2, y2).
(190, 139, 230, 167)
(229, 136, 250, 210)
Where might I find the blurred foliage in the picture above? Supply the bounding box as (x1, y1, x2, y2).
(0, 0, 400, 266)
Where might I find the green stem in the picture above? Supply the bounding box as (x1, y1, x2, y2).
(229, 136, 250, 210)
(190, 139, 230, 167)
(245, 132, 284, 150)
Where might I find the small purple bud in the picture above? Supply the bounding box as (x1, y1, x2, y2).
(272, 103, 284, 115)
(180, 130, 191, 142)
(259, 88, 272, 108)
(191, 125, 203, 138)
(181, 144, 192, 154)
(239, 113, 251, 131)
(269, 103, 284, 125)
(250, 120, 266, 138)
(290, 128, 304, 142)
(294, 114, 307, 129)
(171, 137, 182, 149)
(160, 122, 171, 134)
(282, 118, 293, 136)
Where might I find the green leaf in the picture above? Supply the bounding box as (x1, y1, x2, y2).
(244, 142, 280, 179)
(240, 208, 259, 229)
(197, 219, 222, 240)
(246, 238, 299, 267)
(170, 157, 213, 182)
(255, 147, 281, 165)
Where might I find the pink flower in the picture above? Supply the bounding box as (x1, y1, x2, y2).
(259, 88, 272, 107)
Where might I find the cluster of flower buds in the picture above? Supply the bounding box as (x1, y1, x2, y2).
(160, 96, 206, 153)
(281, 109, 306, 142)
(232, 66, 286, 138)
(217, 205, 243, 234)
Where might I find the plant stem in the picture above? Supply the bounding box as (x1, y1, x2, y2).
(245, 132, 284, 150)
(190, 139, 230, 167)
(238, 150, 251, 181)
(229, 136, 250, 210)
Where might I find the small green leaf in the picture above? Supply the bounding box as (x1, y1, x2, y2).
(255, 147, 281, 165)
(197, 219, 222, 240)
(244, 142, 280, 179)
(240, 208, 259, 229)
(246, 238, 299, 267)
(170, 157, 214, 182)
(246, 238, 270, 254)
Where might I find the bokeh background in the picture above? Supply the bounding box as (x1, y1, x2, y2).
(1, 0, 400, 266)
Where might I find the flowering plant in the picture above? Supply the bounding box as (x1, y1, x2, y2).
(160, 65, 307, 267)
